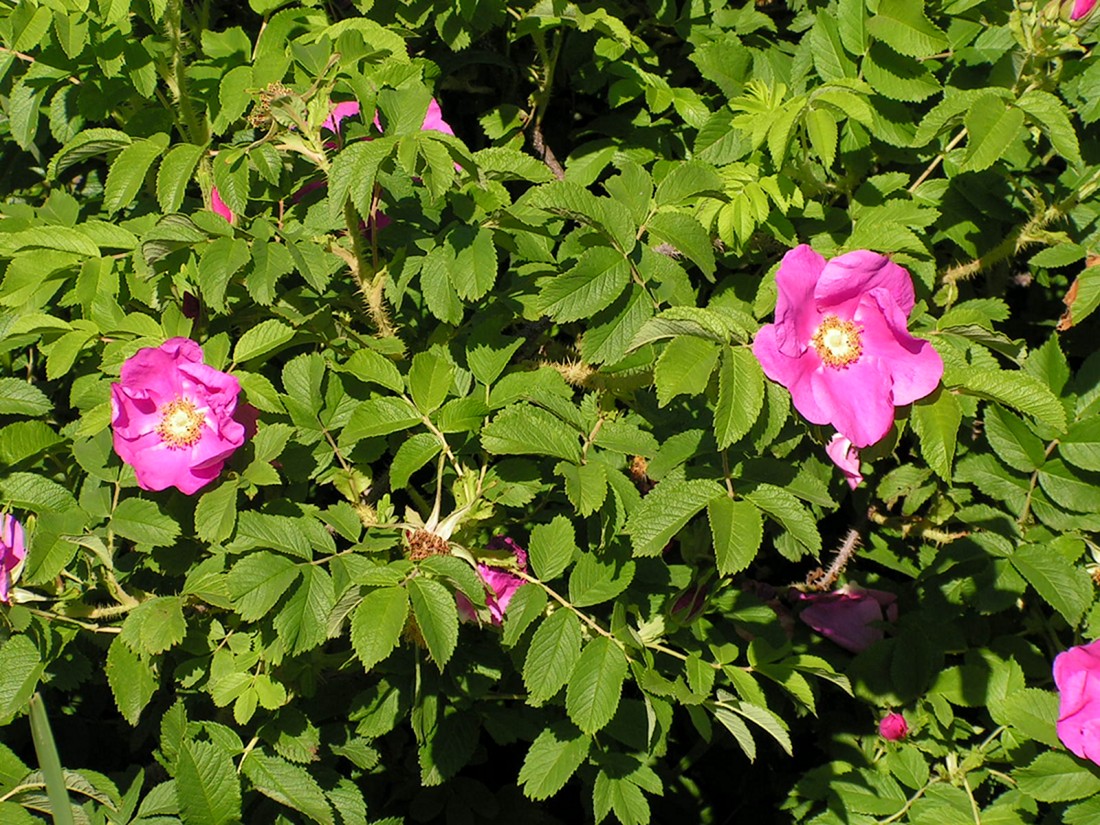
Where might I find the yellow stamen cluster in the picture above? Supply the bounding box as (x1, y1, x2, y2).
(155, 398, 205, 449)
(811, 315, 863, 368)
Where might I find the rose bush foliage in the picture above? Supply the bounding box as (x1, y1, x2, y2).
(1, 0, 1100, 823)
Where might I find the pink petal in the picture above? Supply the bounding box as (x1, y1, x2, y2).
(772, 245, 827, 356)
(798, 588, 895, 653)
(1, 515, 25, 600)
(856, 293, 944, 406)
(808, 356, 896, 447)
(1055, 640, 1100, 763)
(1072, 0, 1097, 19)
(323, 100, 361, 133)
(422, 99, 455, 137)
(753, 326, 834, 426)
(210, 186, 235, 224)
(825, 434, 863, 489)
(815, 250, 916, 316)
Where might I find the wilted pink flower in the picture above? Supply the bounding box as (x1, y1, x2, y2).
(797, 584, 898, 653)
(826, 433, 863, 489)
(879, 712, 909, 741)
(457, 536, 528, 626)
(0, 515, 25, 604)
(753, 246, 943, 448)
(210, 186, 235, 224)
(1054, 639, 1100, 765)
(110, 338, 251, 495)
(1071, 0, 1097, 19)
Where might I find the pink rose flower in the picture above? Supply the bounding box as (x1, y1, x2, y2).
(110, 338, 250, 495)
(1071, 0, 1097, 19)
(0, 515, 26, 604)
(826, 433, 863, 490)
(1054, 639, 1100, 765)
(457, 536, 528, 626)
(879, 712, 909, 741)
(210, 186, 235, 224)
(753, 245, 944, 448)
(797, 584, 898, 653)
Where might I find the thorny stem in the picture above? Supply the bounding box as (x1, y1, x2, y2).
(527, 30, 566, 180)
(237, 735, 260, 774)
(26, 609, 121, 634)
(517, 570, 625, 648)
(801, 528, 861, 591)
(164, 0, 208, 146)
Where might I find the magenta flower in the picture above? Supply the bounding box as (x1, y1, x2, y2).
(753, 245, 943, 448)
(457, 536, 528, 626)
(210, 186, 235, 224)
(1071, 0, 1097, 19)
(1054, 639, 1100, 765)
(826, 433, 863, 490)
(879, 712, 909, 741)
(797, 584, 898, 653)
(0, 515, 25, 604)
(110, 338, 250, 495)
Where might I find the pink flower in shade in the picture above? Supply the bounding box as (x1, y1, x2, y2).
(322, 100, 363, 134)
(1054, 639, 1100, 765)
(797, 584, 898, 653)
(879, 712, 909, 741)
(0, 515, 26, 604)
(752, 245, 943, 448)
(826, 433, 863, 490)
(110, 338, 251, 495)
(1071, 0, 1097, 19)
(457, 536, 528, 626)
(209, 187, 235, 224)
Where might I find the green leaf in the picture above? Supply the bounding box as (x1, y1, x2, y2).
(0, 379, 51, 416)
(340, 348, 404, 393)
(985, 404, 1047, 473)
(195, 481, 239, 545)
(654, 336, 720, 407)
(962, 96, 1025, 173)
(350, 587, 409, 671)
(528, 515, 578, 581)
(231, 512, 315, 560)
(157, 143, 204, 213)
(1015, 751, 1100, 802)
(502, 584, 548, 647)
(565, 637, 628, 735)
(1038, 458, 1100, 513)
(1015, 90, 1082, 166)
(390, 433, 442, 489)
(175, 740, 242, 825)
(628, 306, 749, 352)
(866, 0, 949, 58)
(805, 107, 838, 167)
(714, 346, 765, 449)
(743, 483, 822, 556)
(482, 404, 582, 462)
(953, 367, 1066, 432)
(328, 137, 398, 219)
(197, 237, 250, 314)
(212, 150, 250, 217)
(524, 181, 636, 254)
(340, 397, 421, 445)
(48, 127, 131, 180)
(0, 421, 62, 465)
(538, 245, 631, 322)
(910, 388, 961, 482)
(0, 473, 79, 513)
(234, 319, 295, 363)
(1011, 543, 1092, 627)
(119, 596, 187, 656)
(408, 577, 459, 670)
(274, 566, 335, 655)
(111, 499, 181, 548)
(518, 723, 590, 801)
(106, 637, 157, 726)
(646, 211, 716, 277)
(556, 460, 607, 517)
(862, 43, 941, 103)
(708, 498, 763, 576)
(27, 694, 74, 825)
(104, 134, 169, 215)
(626, 478, 724, 557)
(408, 349, 455, 414)
(241, 751, 334, 825)
(524, 609, 583, 704)
(446, 225, 498, 301)
(228, 552, 301, 622)
(993, 688, 1059, 747)
(593, 772, 651, 825)
(0, 636, 44, 724)
(568, 549, 635, 608)
(1059, 417, 1100, 472)
(654, 161, 724, 206)
(581, 285, 654, 365)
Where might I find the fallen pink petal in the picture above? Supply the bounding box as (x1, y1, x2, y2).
(798, 584, 898, 653)
(753, 245, 944, 448)
(110, 338, 251, 495)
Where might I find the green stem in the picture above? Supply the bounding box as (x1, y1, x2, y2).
(28, 694, 75, 825)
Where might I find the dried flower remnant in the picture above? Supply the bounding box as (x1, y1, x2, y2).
(110, 338, 251, 495)
(753, 245, 943, 448)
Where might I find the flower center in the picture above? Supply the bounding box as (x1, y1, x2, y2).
(811, 315, 862, 368)
(155, 398, 205, 449)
